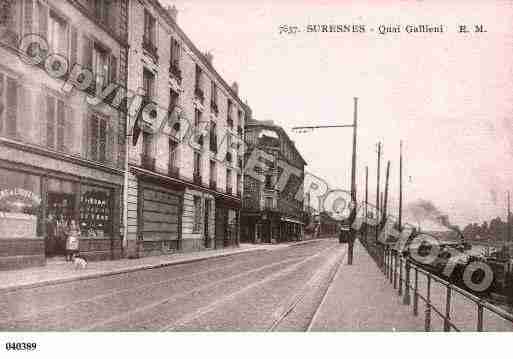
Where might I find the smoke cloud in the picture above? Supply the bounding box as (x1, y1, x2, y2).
(407, 199, 463, 239)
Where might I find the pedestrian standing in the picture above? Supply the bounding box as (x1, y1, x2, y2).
(65, 220, 80, 262)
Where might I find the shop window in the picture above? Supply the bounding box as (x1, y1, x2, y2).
(0, 168, 42, 238)
(80, 185, 112, 238)
(193, 196, 202, 233)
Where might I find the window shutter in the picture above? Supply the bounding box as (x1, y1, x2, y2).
(19, 85, 34, 143)
(106, 120, 116, 166)
(82, 34, 93, 69)
(36, 90, 46, 145)
(5, 76, 18, 139)
(109, 54, 117, 84)
(37, 0, 48, 38)
(23, 0, 34, 35)
(82, 112, 89, 158)
(70, 26, 78, 66)
(57, 99, 65, 151)
(46, 95, 55, 148)
(0, 73, 4, 134)
(65, 106, 76, 154)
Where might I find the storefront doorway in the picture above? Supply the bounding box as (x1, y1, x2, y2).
(45, 192, 76, 257)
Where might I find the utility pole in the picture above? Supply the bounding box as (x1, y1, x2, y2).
(365, 166, 368, 242)
(399, 141, 403, 231)
(508, 191, 511, 243)
(347, 97, 358, 265)
(375, 142, 381, 242)
(383, 160, 391, 223)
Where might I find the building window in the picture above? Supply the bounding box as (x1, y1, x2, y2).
(194, 108, 201, 128)
(227, 99, 233, 128)
(143, 9, 156, 47)
(209, 121, 217, 152)
(169, 138, 178, 168)
(193, 151, 201, 177)
(209, 160, 216, 187)
(210, 80, 218, 114)
(48, 10, 68, 55)
(89, 112, 108, 163)
(237, 174, 241, 196)
(142, 131, 152, 157)
(169, 88, 179, 111)
(265, 174, 273, 189)
(193, 196, 202, 233)
(226, 168, 232, 193)
(194, 65, 204, 103)
(93, 43, 109, 85)
(93, 0, 110, 24)
(0, 72, 18, 139)
(143, 68, 155, 99)
(46, 95, 66, 151)
(265, 196, 273, 209)
(169, 37, 181, 80)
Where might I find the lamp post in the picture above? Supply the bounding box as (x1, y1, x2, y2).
(293, 98, 358, 264)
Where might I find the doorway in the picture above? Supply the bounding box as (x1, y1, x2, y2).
(45, 192, 76, 257)
(204, 199, 211, 248)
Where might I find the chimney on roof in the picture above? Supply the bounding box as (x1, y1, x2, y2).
(167, 5, 178, 22)
(231, 81, 239, 95)
(204, 51, 213, 65)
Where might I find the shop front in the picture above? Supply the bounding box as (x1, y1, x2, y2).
(0, 164, 122, 270)
(137, 179, 183, 257)
(215, 197, 241, 248)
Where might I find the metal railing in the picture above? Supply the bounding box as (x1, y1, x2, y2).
(360, 238, 513, 331)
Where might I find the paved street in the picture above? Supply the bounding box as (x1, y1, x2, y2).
(0, 239, 346, 331)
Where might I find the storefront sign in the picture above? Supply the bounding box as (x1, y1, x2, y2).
(0, 188, 42, 206)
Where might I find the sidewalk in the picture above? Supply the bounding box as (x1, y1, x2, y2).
(0, 238, 330, 294)
(309, 240, 425, 331)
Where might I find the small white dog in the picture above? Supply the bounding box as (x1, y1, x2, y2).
(73, 256, 88, 270)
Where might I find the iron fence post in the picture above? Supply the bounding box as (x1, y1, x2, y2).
(444, 285, 452, 331)
(425, 274, 431, 331)
(413, 267, 419, 316)
(403, 257, 411, 305)
(393, 251, 398, 289)
(398, 256, 403, 296)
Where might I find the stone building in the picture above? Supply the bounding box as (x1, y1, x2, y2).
(125, 1, 248, 257)
(0, 0, 129, 269)
(241, 119, 307, 244)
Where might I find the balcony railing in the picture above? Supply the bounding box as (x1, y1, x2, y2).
(193, 173, 202, 185)
(194, 87, 205, 104)
(168, 164, 180, 179)
(141, 154, 156, 171)
(263, 202, 277, 210)
(209, 180, 217, 190)
(169, 60, 182, 82)
(142, 34, 158, 60)
(226, 186, 233, 195)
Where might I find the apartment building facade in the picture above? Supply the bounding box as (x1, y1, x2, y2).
(241, 120, 307, 244)
(0, 0, 129, 269)
(125, 1, 248, 257)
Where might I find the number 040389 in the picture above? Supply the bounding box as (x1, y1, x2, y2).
(5, 342, 37, 351)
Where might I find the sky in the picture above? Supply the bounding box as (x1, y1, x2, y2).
(162, 0, 513, 228)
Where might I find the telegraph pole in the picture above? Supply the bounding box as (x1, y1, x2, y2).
(375, 142, 381, 241)
(399, 141, 403, 231)
(508, 191, 511, 243)
(365, 166, 368, 241)
(383, 160, 391, 223)
(347, 97, 358, 265)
